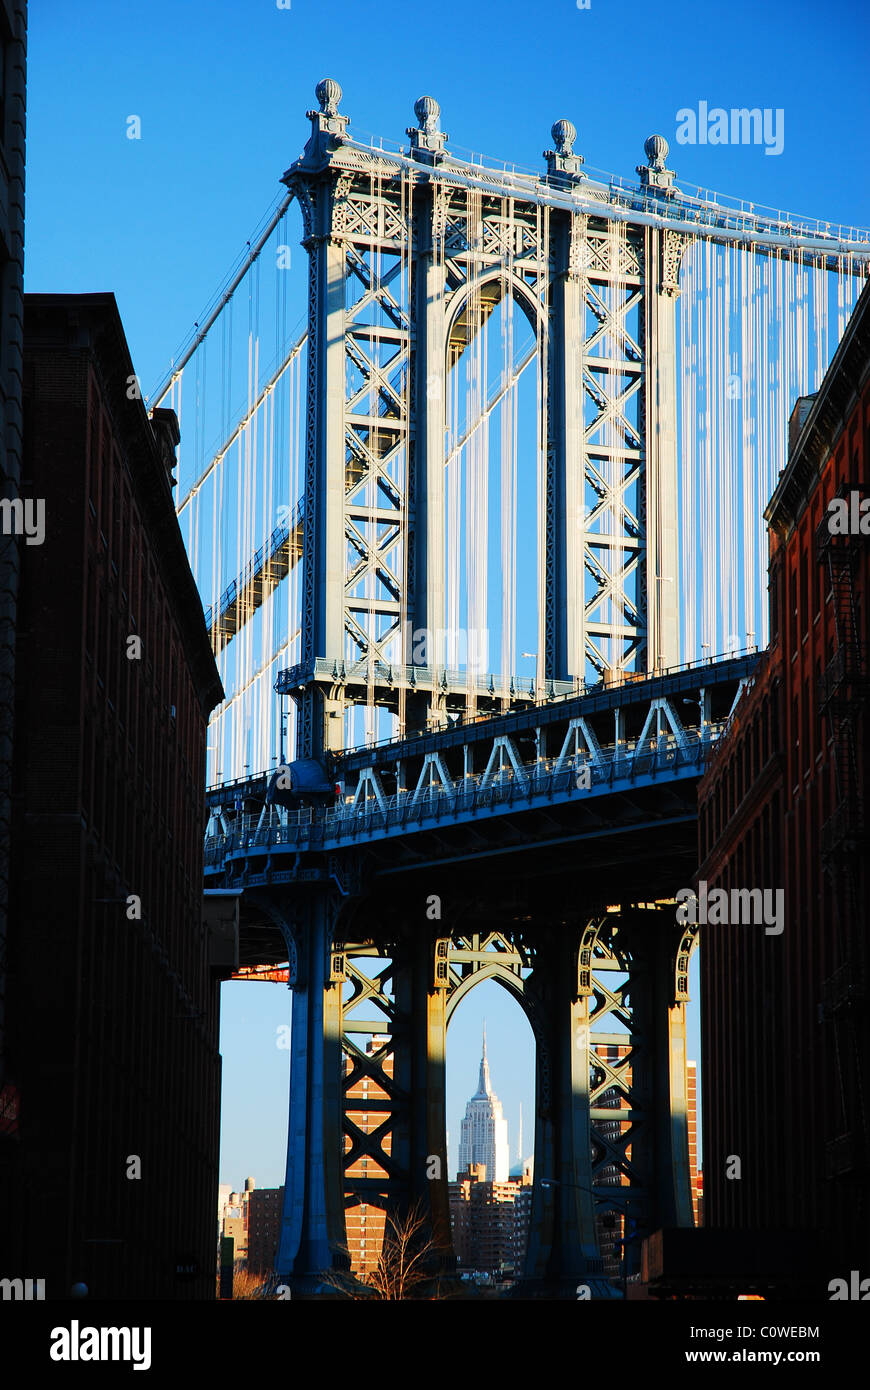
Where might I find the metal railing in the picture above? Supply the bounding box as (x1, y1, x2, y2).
(821, 798, 867, 859)
(349, 129, 870, 252)
(277, 654, 575, 702)
(819, 643, 868, 709)
(269, 647, 759, 761)
(204, 724, 724, 863)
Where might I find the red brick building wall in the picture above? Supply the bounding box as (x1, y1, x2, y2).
(0, 293, 224, 1298)
(698, 282, 869, 1275)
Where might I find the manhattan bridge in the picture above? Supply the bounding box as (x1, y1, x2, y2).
(150, 82, 869, 1293)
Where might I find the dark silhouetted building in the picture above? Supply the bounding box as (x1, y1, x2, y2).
(697, 279, 869, 1287)
(0, 293, 225, 1298)
(0, 0, 27, 1138)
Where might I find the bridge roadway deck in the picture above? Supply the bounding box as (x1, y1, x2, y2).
(205, 655, 757, 929)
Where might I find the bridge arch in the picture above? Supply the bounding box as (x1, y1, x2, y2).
(441, 271, 546, 681)
(446, 962, 528, 1022)
(444, 968, 537, 1278)
(444, 268, 546, 356)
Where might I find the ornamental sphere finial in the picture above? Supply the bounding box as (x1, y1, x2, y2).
(315, 78, 342, 117)
(551, 119, 577, 156)
(414, 95, 441, 134)
(644, 133, 669, 169)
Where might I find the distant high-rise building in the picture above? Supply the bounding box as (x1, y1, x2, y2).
(457, 1026, 509, 1183)
(448, 1161, 533, 1278)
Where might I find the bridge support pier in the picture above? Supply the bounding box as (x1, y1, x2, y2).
(650, 920, 696, 1231)
(390, 930, 453, 1259)
(523, 931, 602, 1293)
(276, 896, 348, 1290)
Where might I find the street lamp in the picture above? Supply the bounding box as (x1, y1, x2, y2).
(682, 694, 708, 744)
(539, 1177, 596, 1196)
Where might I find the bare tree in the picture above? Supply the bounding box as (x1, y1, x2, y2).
(364, 1201, 440, 1300)
(231, 1266, 269, 1300)
(326, 1200, 450, 1300)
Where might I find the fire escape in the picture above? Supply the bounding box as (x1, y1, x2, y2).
(817, 480, 869, 1183)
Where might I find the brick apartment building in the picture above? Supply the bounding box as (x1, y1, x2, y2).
(0, 293, 226, 1298)
(218, 1180, 253, 1269)
(697, 279, 869, 1284)
(247, 1183, 284, 1275)
(448, 1162, 533, 1278)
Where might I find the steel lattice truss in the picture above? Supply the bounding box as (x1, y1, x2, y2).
(168, 81, 870, 772)
(281, 90, 696, 755)
(339, 188, 410, 673)
(578, 227, 646, 676)
(339, 947, 400, 1203)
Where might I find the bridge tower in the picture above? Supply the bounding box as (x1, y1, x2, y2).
(283, 81, 684, 763)
(272, 82, 694, 1296)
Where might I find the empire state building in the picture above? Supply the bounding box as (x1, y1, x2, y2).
(457, 1027, 510, 1182)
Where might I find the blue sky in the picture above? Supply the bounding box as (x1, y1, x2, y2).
(25, 0, 870, 1190)
(27, 0, 870, 396)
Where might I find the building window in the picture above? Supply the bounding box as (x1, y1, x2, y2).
(789, 570, 798, 654)
(770, 566, 779, 642)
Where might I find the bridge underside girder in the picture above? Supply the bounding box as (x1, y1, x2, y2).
(226, 772, 699, 977)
